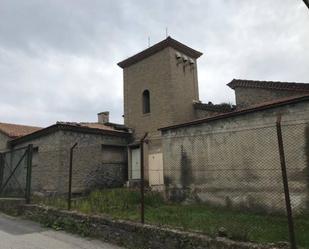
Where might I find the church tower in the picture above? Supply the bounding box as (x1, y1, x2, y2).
(118, 37, 203, 185)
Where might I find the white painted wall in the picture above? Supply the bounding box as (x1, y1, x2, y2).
(148, 153, 164, 186)
(131, 148, 141, 179)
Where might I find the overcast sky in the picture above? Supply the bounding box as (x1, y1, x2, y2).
(0, 0, 308, 127)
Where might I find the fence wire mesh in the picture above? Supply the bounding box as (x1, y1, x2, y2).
(143, 120, 308, 248)
(27, 119, 309, 248)
(162, 126, 285, 212)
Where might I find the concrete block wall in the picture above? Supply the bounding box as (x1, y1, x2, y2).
(234, 87, 306, 108)
(12, 130, 128, 195)
(13, 131, 63, 194)
(56, 130, 128, 194)
(161, 101, 309, 213)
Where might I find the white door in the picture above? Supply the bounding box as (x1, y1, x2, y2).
(148, 153, 164, 186)
(131, 148, 141, 179)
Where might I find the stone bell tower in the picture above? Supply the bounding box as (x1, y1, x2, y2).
(118, 36, 202, 140)
(118, 36, 203, 185)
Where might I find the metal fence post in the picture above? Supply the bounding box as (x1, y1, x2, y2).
(276, 115, 297, 249)
(25, 144, 33, 204)
(140, 133, 148, 224)
(68, 143, 78, 210)
(0, 153, 4, 190)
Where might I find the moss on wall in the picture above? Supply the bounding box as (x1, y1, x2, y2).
(180, 145, 193, 188)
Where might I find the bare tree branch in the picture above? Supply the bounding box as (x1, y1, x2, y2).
(303, 0, 309, 10)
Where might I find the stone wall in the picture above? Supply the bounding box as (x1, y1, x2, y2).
(123, 47, 199, 141)
(123, 46, 201, 184)
(234, 87, 306, 108)
(161, 101, 309, 213)
(18, 204, 288, 249)
(0, 198, 25, 215)
(12, 130, 128, 195)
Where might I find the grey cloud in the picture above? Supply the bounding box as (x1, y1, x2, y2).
(0, 0, 308, 126)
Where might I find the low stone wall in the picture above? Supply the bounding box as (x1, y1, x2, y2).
(0, 198, 25, 216)
(18, 204, 288, 249)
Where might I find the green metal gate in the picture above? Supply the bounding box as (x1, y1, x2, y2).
(0, 145, 33, 203)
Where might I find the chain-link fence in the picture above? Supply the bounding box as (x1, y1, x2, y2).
(161, 123, 306, 214)
(18, 117, 309, 248)
(142, 118, 309, 248)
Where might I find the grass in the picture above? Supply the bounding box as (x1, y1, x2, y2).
(33, 188, 309, 248)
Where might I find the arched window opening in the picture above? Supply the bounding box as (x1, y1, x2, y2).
(142, 90, 150, 114)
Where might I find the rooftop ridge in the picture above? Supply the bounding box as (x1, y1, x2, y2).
(0, 122, 42, 129)
(227, 79, 309, 92)
(118, 36, 203, 68)
(0, 122, 42, 138)
(160, 94, 309, 131)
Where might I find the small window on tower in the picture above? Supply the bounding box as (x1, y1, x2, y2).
(142, 90, 150, 114)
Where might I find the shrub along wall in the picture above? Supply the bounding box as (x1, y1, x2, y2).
(16, 204, 289, 249)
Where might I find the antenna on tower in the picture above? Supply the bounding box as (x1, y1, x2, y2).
(148, 36, 150, 47)
(165, 27, 168, 38)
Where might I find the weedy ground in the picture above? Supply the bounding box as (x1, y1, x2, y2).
(33, 188, 309, 248)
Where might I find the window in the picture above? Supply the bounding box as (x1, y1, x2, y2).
(142, 90, 150, 114)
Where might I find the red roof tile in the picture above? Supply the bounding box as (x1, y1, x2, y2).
(227, 79, 309, 92)
(0, 122, 42, 138)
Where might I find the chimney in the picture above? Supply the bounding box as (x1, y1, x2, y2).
(97, 111, 109, 124)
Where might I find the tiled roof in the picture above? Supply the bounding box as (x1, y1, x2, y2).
(57, 122, 120, 132)
(193, 102, 235, 112)
(0, 122, 42, 138)
(118, 36, 203, 68)
(160, 94, 309, 131)
(9, 122, 130, 146)
(227, 79, 309, 92)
